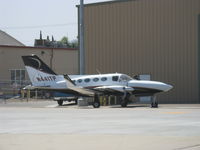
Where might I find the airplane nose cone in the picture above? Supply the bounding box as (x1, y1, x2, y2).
(128, 80, 173, 92)
(164, 84, 173, 92)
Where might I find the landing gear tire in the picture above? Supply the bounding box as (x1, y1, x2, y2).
(120, 94, 130, 108)
(57, 100, 63, 106)
(75, 99, 78, 105)
(151, 102, 158, 108)
(121, 102, 128, 107)
(93, 101, 100, 108)
(93, 94, 100, 108)
(151, 96, 158, 108)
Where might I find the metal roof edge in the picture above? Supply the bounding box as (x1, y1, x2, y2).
(76, 0, 135, 7)
(0, 30, 25, 46)
(0, 45, 78, 51)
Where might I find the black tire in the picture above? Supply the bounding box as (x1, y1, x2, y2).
(155, 102, 158, 108)
(93, 101, 100, 108)
(151, 102, 158, 108)
(120, 96, 129, 107)
(121, 102, 127, 107)
(75, 99, 78, 105)
(57, 100, 63, 106)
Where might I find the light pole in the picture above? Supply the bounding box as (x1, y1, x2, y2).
(79, 0, 85, 75)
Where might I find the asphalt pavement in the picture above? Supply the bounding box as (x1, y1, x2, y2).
(0, 99, 200, 150)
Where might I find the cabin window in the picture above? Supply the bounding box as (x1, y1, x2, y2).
(101, 77, 107, 81)
(112, 76, 119, 81)
(84, 78, 90, 83)
(78, 79, 82, 83)
(93, 78, 99, 82)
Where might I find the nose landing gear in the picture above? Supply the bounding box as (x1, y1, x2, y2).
(151, 96, 158, 108)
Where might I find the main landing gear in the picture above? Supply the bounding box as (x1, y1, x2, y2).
(151, 96, 158, 108)
(92, 94, 100, 108)
(121, 91, 131, 107)
(57, 100, 63, 106)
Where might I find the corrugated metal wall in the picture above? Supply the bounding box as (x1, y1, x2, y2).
(83, 0, 200, 103)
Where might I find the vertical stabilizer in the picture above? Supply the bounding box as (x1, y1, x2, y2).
(21, 55, 74, 88)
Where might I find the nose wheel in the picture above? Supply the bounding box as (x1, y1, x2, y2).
(151, 96, 158, 108)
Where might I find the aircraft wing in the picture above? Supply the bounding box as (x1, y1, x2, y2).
(93, 85, 134, 95)
(23, 85, 95, 97)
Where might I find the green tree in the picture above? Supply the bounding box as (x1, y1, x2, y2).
(60, 36, 69, 46)
(70, 39, 78, 48)
(59, 36, 78, 48)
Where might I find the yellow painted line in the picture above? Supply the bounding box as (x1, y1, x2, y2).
(161, 112, 187, 114)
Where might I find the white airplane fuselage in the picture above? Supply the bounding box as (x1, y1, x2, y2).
(69, 73, 172, 96)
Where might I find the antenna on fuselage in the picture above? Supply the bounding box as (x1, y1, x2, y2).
(96, 69, 101, 74)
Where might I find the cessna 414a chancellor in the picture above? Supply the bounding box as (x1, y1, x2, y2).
(22, 55, 173, 108)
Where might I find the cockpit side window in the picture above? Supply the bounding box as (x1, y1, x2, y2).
(119, 75, 132, 82)
(112, 76, 119, 81)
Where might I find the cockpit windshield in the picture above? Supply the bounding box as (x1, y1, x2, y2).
(119, 74, 133, 82)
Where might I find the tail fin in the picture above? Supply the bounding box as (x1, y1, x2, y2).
(21, 54, 73, 87)
(22, 54, 56, 75)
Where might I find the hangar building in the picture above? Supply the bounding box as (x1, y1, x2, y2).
(80, 0, 200, 103)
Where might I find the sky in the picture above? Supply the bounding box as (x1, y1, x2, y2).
(0, 0, 112, 46)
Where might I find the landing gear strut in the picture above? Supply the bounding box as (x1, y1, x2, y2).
(121, 91, 131, 107)
(57, 100, 63, 106)
(121, 99, 129, 107)
(151, 96, 158, 108)
(93, 94, 100, 108)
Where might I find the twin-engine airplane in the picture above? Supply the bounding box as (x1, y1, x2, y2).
(22, 55, 173, 108)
